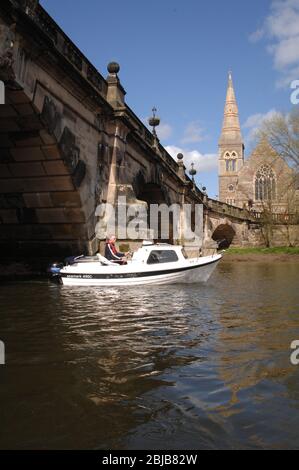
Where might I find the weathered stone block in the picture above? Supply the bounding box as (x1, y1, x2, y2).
(0, 149, 13, 163)
(50, 191, 81, 207)
(40, 130, 57, 146)
(9, 162, 46, 177)
(0, 105, 17, 118)
(0, 164, 12, 177)
(10, 147, 45, 161)
(36, 208, 86, 224)
(0, 209, 18, 224)
(0, 193, 24, 209)
(8, 90, 31, 104)
(43, 160, 68, 176)
(0, 118, 20, 132)
(24, 192, 53, 208)
(42, 145, 60, 159)
(13, 131, 43, 148)
(41, 95, 62, 136)
(16, 208, 38, 224)
(0, 176, 74, 193)
(59, 126, 80, 172)
(17, 115, 43, 132)
(14, 103, 35, 116)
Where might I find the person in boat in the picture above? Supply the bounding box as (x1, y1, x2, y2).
(105, 235, 129, 265)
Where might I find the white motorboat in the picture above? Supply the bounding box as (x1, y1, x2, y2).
(50, 242, 222, 286)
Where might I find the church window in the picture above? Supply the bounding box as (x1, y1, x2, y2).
(225, 159, 236, 172)
(255, 165, 276, 201)
(224, 151, 237, 172)
(228, 184, 234, 192)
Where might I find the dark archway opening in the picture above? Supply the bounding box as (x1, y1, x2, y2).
(136, 183, 173, 243)
(212, 224, 236, 249)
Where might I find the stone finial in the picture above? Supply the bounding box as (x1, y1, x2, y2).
(177, 153, 186, 180)
(107, 62, 120, 75)
(106, 61, 126, 108)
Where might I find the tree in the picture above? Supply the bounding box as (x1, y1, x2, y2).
(260, 108, 299, 172)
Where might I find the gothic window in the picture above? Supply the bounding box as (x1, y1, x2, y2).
(228, 184, 234, 192)
(255, 165, 276, 201)
(225, 159, 236, 172)
(224, 151, 237, 172)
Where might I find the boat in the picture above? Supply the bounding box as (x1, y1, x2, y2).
(49, 242, 222, 286)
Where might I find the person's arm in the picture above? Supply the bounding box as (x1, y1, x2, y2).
(106, 244, 124, 260)
(115, 249, 125, 258)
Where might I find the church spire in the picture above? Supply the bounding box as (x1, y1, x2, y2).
(219, 71, 243, 145)
(218, 72, 244, 205)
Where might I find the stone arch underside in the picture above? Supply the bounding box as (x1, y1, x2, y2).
(0, 87, 97, 262)
(134, 172, 175, 243)
(212, 223, 236, 249)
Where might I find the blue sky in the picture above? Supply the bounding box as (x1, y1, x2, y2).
(40, 0, 299, 198)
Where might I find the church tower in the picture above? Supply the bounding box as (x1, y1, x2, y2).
(218, 72, 244, 205)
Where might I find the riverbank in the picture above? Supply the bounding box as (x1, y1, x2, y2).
(223, 247, 299, 262)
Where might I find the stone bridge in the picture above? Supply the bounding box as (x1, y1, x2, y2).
(0, 0, 260, 267)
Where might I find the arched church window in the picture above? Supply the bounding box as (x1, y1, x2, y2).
(255, 165, 276, 201)
(224, 152, 236, 172)
(225, 159, 236, 172)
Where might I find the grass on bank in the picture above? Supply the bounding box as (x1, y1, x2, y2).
(225, 246, 299, 255)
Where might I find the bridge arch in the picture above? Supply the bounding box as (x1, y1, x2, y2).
(212, 223, 236, 249)
(133, 173, 174, 242)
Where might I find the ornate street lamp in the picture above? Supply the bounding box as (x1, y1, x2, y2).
(148, 107, 160, 137)
(189, 162, 197, 183)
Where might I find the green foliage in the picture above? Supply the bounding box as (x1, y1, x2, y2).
(226, 247, 299, 255)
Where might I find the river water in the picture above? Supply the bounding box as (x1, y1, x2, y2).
(0, 260, 299, 450)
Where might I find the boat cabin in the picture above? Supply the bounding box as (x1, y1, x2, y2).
(131, 242, 188, 265)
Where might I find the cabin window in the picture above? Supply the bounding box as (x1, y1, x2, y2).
(147, 250, 179, 264)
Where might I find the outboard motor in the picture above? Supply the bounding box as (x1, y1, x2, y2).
(47, 261, 64, 281)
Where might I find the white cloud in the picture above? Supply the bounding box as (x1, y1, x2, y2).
(165, 145, 218, 173)
(180, 121, 206, 144)
(242, 109, 279, 146)
(249, 28, 264, 43)
(250, 0, 299, 87)
(143, 117, 173, 141)
(156, 122, 172, 140)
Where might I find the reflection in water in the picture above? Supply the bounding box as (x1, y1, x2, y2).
(0, 261, 299, 449)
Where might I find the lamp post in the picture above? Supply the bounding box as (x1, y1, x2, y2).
(189, 163, 197, 184)
(148, 107, 160, 138)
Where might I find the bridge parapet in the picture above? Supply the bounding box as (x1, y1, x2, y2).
(207, 198, 258, 222)
(6, 0, 108, 100)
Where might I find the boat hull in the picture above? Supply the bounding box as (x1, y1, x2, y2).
(60, 255, 221, 286)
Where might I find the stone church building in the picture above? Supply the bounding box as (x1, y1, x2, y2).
(218, 73, 298, 214)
